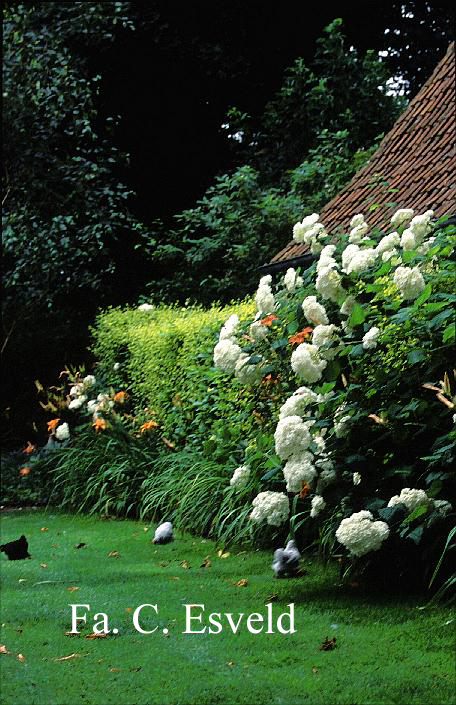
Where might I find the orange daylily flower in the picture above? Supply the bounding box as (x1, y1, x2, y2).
(289, 327, 313, 345)
(19, 466, 31, 477)
(140, 420, 159, 433)
(299, 482, 310, 499)
(113, 391, 127, 403)
(260, 314, 279, 326)
(47, 418, 60, 432)
(93, 418, 108, 433)
(23, 441, 36, 455)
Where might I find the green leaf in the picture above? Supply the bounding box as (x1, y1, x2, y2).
(348, 302, 366, 327)
(442, 322, 455, 343)
(402, 505, 429, 524)
(406, 526, 424, 545)
(414, 283, 432, 306)
(407, 349, 426, 365)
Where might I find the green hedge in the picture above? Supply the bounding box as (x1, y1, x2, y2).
(90, 300, 278, 452)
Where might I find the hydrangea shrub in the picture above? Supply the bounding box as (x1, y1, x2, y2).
(213, 208, 455, 585)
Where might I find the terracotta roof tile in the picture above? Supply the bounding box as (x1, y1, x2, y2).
(270, 43, 456, 265)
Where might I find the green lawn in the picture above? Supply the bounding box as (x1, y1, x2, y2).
(0, 510, 454, 705)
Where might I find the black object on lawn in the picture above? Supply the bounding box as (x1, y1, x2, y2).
(0, 534, 31, 560)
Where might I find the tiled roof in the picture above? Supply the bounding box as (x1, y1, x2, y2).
(270, 42, 456, 265)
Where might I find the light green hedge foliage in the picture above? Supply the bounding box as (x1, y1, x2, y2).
(91, 301, 257, 442)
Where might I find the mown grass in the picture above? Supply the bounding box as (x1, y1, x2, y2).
(1, 510, 454, 705)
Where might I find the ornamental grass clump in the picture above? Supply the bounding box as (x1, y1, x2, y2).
(213, 207, 456, 590)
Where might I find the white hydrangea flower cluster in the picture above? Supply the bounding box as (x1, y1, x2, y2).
(362, 326, 380, 350)
(312, 324, 339, 360)
(219, 314, 239, 341)
(234, 353, 263, 385)
(315, 265, 345, 303)
(55, 422, 70, 441)
(213, 338, 242, 373)
(375, 231, 400, 262)
(230, 465, 250, 489)
(68, 375, 96, 412)
(348, 214, 369, 243)
(302, 296, 329, 325)
(249, 319, 270, 342)
(390, 208, 414, 228)
(335, 510, 389, 557)
(250, 491, 290, 526)
(310, 495, 326, 518)
(387, 487, 432, 511)
(400, 210, 434, 251)
(138, 303, 154, 311)
(291, 343, 327, 383)
(393, 266, 426, 300)
(274, 416, 312, 460)
(283, 452, 317, 492)
(279, 387, 318, 419)
(343, 246, 378, 275)
(255, 275, 275, 314)
(292, 213, 326, 248)
(283, 267, 303, 292)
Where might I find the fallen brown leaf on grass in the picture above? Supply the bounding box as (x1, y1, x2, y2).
(130, 666, 141, 672)
(109, 668, 121, 672)
(40, 527, 49, 532)
(17, 653, 25, 662)
(51, 543, 59, 548)
(319, 636, 337, 651)
(75, 543, 86, 549)
(180, 560, 190, 569)
(200, 556, 211, 568)
(55, 653, 83, 661)
(0, 645, 10, 654)
(85, 633, 108, 640)
(158, 561, 169, 567)
(265, 593, 278, 603)
(170, 576, 180, 581)
(312, 666, 319, 673)
(40, 563, 48, 569)
(107, 551, 120, 558)
(125, 608, 133, 613)
(66, 586, 80, 592)
(234, 579, 248, 587)
(18, 579, 27, 584)
(227, 661, 235, 667)
(143, 527, 149, 532)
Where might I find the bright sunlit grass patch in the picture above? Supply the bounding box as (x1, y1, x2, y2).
(1, 510, 454, 705)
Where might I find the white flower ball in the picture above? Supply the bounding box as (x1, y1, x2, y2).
(345, 248, 377, 275)
(279, 387, 318, 419)
(390, 208, 414, 228)
(55, 422, 70, 441)
(230, 465, 250, 489)
(250, 491, 290, 526)
(315, 266, 345, 303)
(282, 452, 317, 492)
(387, 488, 432, 511)
(376, 232, 400, 255)
(350, 214, 365, 228)
(393, 266, 425, 300)
(302, 296, 329, 325)
(234, 353, 262, 385)
(249, 320, 269, 342)
(291, 343, 327, 383)
(284, 268, 303, 292)
(68, 395, 87, 410)
(219, 314, 239, 341)
(362, 327, 380, 350)
(336, 510, 389, 557)
(213, 339, 242, 374)
(274, 416, 312, 460)
(310, 495, 326, 518)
